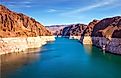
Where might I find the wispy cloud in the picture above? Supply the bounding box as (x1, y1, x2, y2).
(47, 9, 57, 12)
(60, 0, 118, 15)
(1, 1, 32, 8)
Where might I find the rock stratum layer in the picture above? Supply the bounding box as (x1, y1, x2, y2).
(0, 5, 55, 55)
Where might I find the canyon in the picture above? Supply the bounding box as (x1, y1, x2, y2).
(47, 17, 121, 55)
(0, 4, 121, 55)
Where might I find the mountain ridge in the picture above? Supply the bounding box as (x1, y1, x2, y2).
(0, 4, 53, 38)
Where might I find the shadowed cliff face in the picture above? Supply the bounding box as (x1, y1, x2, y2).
(62, 24, 87, 36)
(91, 16, 121, 38)
(82, 20, 99, 36)
(0, 5, 53, 38)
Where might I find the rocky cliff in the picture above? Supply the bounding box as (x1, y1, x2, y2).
(91, 16, 121, 39)
(81, 20, 99, 44)
(82, 20, 100, 36)
(62, 24, 87, 36)
(0, 5, 55, 55)
(0, 5, 52, 38)
(81, 16, 121, 54)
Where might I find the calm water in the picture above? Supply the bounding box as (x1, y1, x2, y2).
(1, 37, 121, 78)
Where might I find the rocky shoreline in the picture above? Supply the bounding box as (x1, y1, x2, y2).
(92, 37, 121, 54)
(0, 36, 55, 55)
(80, 36, 121, 54)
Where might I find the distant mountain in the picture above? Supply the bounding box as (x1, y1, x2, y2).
(46, 25, 67, 36)
(0, 5, 52, 38)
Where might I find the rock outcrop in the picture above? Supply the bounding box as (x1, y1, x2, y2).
(81, 16, 121, 54)
(82, 20, 100, 36)
(0, 5, 52, 38)
(91, 16, 121, 39)
(81, 20, 99, 44)
(0, 5, 55, 55)
(62, 24, 87, 36)
(61, 24, 87, 40)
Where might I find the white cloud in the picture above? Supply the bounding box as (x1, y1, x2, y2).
(2, 1, 32, 8)
(47, 9, 57, 12)
(7, 4, 32, 8)
(60, 0, 118, 15)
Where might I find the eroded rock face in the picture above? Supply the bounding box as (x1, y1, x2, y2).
(91, 16, 121, 39)
(0, 5, 52, 38)
(82, 20, 99, 36)
(62, 24, 87, 36)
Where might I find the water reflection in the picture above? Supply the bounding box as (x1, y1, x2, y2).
(0, 48, 41, 78)
(83, 44, 93, 55)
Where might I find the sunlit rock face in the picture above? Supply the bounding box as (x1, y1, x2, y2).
(0, 5, 55, 55)
(0, 5, 53, 38)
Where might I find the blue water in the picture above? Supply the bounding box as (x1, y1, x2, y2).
(1, 37, 121, 78)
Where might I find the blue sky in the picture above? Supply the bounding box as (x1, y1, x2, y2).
(1, 0, 121, 26)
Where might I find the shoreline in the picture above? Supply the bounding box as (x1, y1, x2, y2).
(61, 36, 121, 55)
(80, 36, 121, 54)
(0, 36, 55, 55)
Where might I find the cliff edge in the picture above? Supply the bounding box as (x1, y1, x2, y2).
(0, 5, 55, 55)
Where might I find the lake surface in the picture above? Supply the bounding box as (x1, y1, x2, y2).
(1, 37, 121, 78)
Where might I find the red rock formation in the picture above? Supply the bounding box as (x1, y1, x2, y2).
(62, 24, 87, 36)
(82, 20, 99, 36)
(0, 5, 52, 38)
(92, 16, 121, 38)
